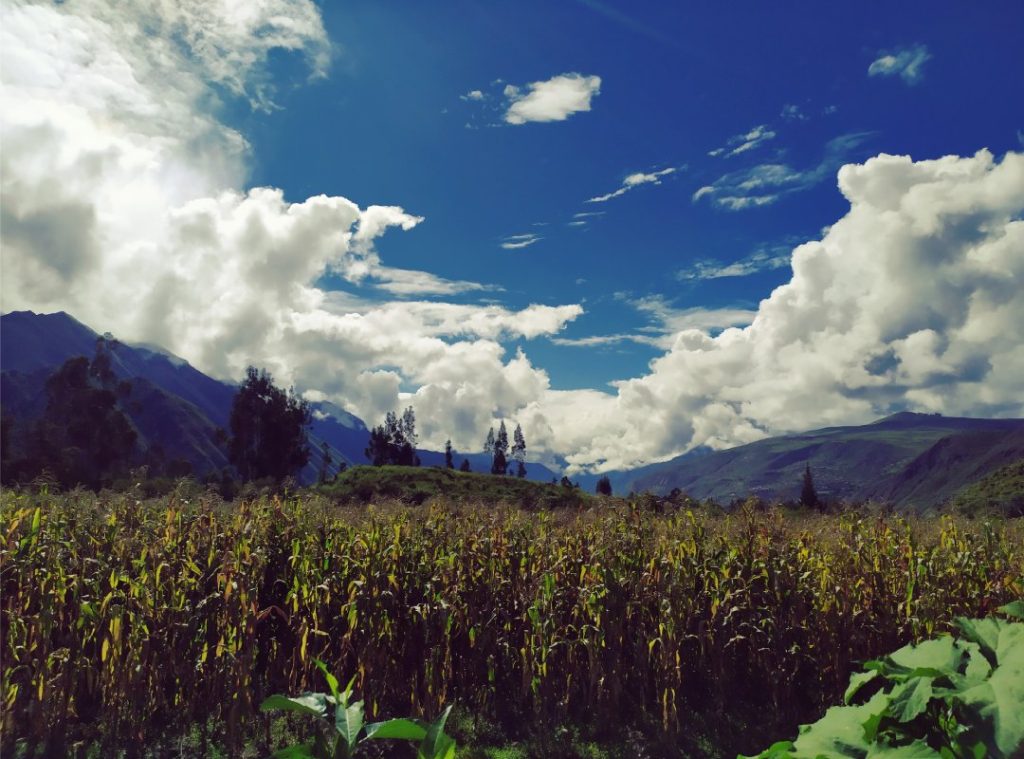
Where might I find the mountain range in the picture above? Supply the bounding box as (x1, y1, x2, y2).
(2, 310, 1021, 509)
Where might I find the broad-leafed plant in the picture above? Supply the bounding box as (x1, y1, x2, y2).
(745, 602, 1024, 758)
(261, 659, 456, 758)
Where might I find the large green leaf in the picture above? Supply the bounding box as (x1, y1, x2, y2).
(888, 637, 962, 677)
(865, 740, 942, 758)
(335, 699, 365, 756)
(364, 717, 428, 741)
(261, 693, 330, 718)
(417, 705, 455, 759)
(958, 623, 1024, 756)
(786, 690, 889, 758)
(888, 676, 934, 723)
(955, 618, 1004, 663)
(313, 658, 341, 703)
(998, 600, 1024, 621)
(846, 670, 880, 704)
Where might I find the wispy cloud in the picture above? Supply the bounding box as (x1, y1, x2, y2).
(460, 89, 484, 101)
(780, 104, 807, 122)
(553, 295, 755, 350)
(501, 233, 542, 250)
(693, 132, 874, 211)
(370, 267, 499, 296)
(708, 124, 776, 158)
(677, 247, 791, 281)
(587, 167, 678, 203)
(868, 44, 931, 85)
(503, 73, 602, 125)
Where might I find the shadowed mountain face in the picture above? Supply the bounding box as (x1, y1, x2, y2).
(629, 412, 1024, 510)
(1, 311, 370, 481)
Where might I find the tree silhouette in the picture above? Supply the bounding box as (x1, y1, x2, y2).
(365, 407, 420, 466)
(459, 458, 471, 472)
(444, 439, 454, 469)
(512, 423, 527, 478)
(596, 476, 612, 496)
(229, 366, 311, 483)
(491, 421, 509, 475)
(800, 463, 820, 510)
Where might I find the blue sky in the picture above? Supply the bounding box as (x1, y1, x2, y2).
(3, 0, 1023, 470)
(235, 1, 1024, 389)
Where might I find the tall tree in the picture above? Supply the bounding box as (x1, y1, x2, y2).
(366, 408, 420, 466)
(800, 463, 820, 510)
(491, 420, 509, 475)
(444, 439, 454, 469)
(483, 427, 495, 456)
(511, 423, 527, 478)
(229, 366, 312, 483)
(20, 340, 138, 489)
(596, 476, 612, 496)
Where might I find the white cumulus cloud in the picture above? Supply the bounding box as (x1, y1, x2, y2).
(503, 73, 601, 125)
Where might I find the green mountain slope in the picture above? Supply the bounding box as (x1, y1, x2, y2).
(948, 459, 1024, 516)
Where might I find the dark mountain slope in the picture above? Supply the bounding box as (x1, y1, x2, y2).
(631, 413, 1024, 507)
(868, 426, 1024, 509)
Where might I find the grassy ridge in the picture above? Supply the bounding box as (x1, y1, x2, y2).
(321, 465, 591, 509)
(2, 490, 1022, 757)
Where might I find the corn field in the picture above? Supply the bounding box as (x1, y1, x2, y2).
(2, 489, 1022, 757)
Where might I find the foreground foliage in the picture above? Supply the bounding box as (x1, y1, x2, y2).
(261, 659, 456, 758)
(746, 603, 1024, 758)
(1, 489, 1022, 756)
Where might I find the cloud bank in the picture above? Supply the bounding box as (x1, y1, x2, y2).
(537, 150, 1024, 471)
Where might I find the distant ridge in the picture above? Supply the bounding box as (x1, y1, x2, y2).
(628, 412, 1024, 510)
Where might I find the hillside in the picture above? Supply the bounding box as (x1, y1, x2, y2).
(630, 412, 1024, 509)
(321, 465, 591, 509)
(948, 459, 1024, 517)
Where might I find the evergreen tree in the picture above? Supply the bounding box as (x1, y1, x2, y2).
(596, 476, 612, 496)
(398, 406, 420, 466)
(491, 420, 509, 475)
(801, 463, 820, 510)
(512, 423, 527, 478)
(484, 427, 495, 455)
(444, 439, 454, 469)
(229, 366, 312, 483)
(459, 458, 471, 472)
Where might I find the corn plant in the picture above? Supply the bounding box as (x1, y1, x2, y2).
(2, 489, 1021, 756)
(261, 659, 456, 758)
